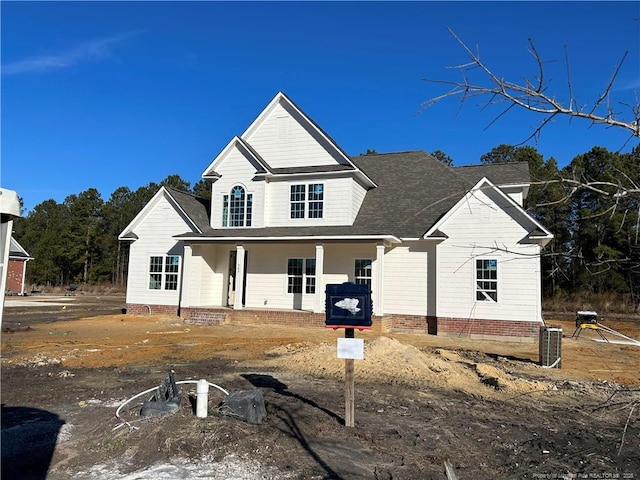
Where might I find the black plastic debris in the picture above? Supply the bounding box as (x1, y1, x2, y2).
(140, 371, 182, 418)
(219, 389, 266, 424)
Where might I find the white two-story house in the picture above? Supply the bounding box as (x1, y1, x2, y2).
(119, 92, 553, 341)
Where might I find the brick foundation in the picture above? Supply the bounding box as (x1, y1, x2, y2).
(181, 307, 328, 328)
(382, 314, 430, 333)
(126, 304, 541, 341)
(126, 304, 179, 316)
(436, 317, 541, 342)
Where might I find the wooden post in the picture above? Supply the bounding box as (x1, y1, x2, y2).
(344, 328, 355, 427)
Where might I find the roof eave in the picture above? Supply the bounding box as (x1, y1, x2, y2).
(176, 234, 402, 244)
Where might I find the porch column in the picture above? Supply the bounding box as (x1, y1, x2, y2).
(234, 244, 245, 310)
(374, 243, 385, 316)
(180, 244, 192, 308)
(314, 243, 324, 313)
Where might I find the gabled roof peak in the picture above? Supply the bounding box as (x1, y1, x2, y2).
(204, 92, 377, 188)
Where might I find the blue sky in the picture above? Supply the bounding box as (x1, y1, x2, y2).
(2, 1, 638, 214)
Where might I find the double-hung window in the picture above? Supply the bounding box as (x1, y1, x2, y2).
(290, 183, 323, 219)
(354, 259, 372, 286)
(149, 255, 180, 291)
(287, 258, 316, 294)
(222, 186, 253, 227)
(476, 259, 497, 302)
(290, 185, 306, 219)
(308, 183, 324, 218)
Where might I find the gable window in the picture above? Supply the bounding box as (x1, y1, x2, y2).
(222, 186, 252, 227)
(290, 183, 324, 219)
(287, 258, 316, 294)
(149, 255, 180, 291)
(354, 259, 372, 286)
(476, 259, 497, 302)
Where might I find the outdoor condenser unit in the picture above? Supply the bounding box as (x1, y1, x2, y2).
(539, 326, 562, 368)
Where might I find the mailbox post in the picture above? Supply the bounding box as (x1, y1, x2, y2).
(344, 328, 355, 427)
(325, 283, 372, 427)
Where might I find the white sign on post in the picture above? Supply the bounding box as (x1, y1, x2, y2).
(337, 338, 364, 360)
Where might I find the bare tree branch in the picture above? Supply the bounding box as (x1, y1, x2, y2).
(421, 29, 640, 141)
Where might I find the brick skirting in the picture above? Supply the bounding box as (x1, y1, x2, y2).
(180, 307, 327, 328)
(126, 304, 541, 341)
(436, 316, 541, 342)
(381, 314, 432, 334)
(125, 304, 178, 316)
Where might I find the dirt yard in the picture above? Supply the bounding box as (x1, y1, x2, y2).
(1, 295, 639, 479)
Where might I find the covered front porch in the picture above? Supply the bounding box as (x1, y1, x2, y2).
(179, 239, 394, 316)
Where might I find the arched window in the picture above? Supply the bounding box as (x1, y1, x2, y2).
(222, 186, 252, 227)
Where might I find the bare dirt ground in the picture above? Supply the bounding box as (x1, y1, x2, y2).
(1, 295, 639, 479)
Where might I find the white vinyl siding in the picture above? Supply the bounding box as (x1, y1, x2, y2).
(267, 177, 353, 226)
(181, 244, 228, 307)
(125, 195, 191, 306)
(436, 188, 543, 322)
(246, 244, 319, 310)
(351, 181, 368, 222)
(383, 243, 429, 315)
(244, 102, 340, 169)
(244, 243, 376, 310)
(210, 148, 264, 228)
(500, 186, 525, 206)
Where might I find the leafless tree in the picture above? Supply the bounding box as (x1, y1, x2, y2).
(421, 29, 640, 146)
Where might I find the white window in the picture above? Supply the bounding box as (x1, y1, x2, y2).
(149, 255, 180, 291)
(290, 185, 306, 219)
(222, 185, 252, 227)
(476, 259, 497, 302)
(354, 259, 372, 286)
(308, 183, 324, 218)
(290, 183, 323, 219)
(287, 258, 316, 294)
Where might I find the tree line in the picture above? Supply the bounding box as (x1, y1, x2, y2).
(13, 175, 211, 289)
(12, 144, 640, 308)
(482, 144, 640, 309)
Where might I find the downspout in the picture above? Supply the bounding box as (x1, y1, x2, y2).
(21, 257, 31, 296)
(177, 243, 188, 317)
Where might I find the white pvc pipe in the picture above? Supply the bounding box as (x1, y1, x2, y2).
(176, 380, 229, 397)
(115, 380, 229, 420)
(196, 379, 209, 418)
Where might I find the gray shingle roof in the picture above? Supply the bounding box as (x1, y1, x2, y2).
(350, 152, 530, 238)
(9, 237, 31, 259)
(165, 188, 211, 233)
(453, 162, 530, 187)
(168, 151, 531, 240)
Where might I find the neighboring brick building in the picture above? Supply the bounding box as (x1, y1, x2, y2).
(7, 237, 31, 295)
